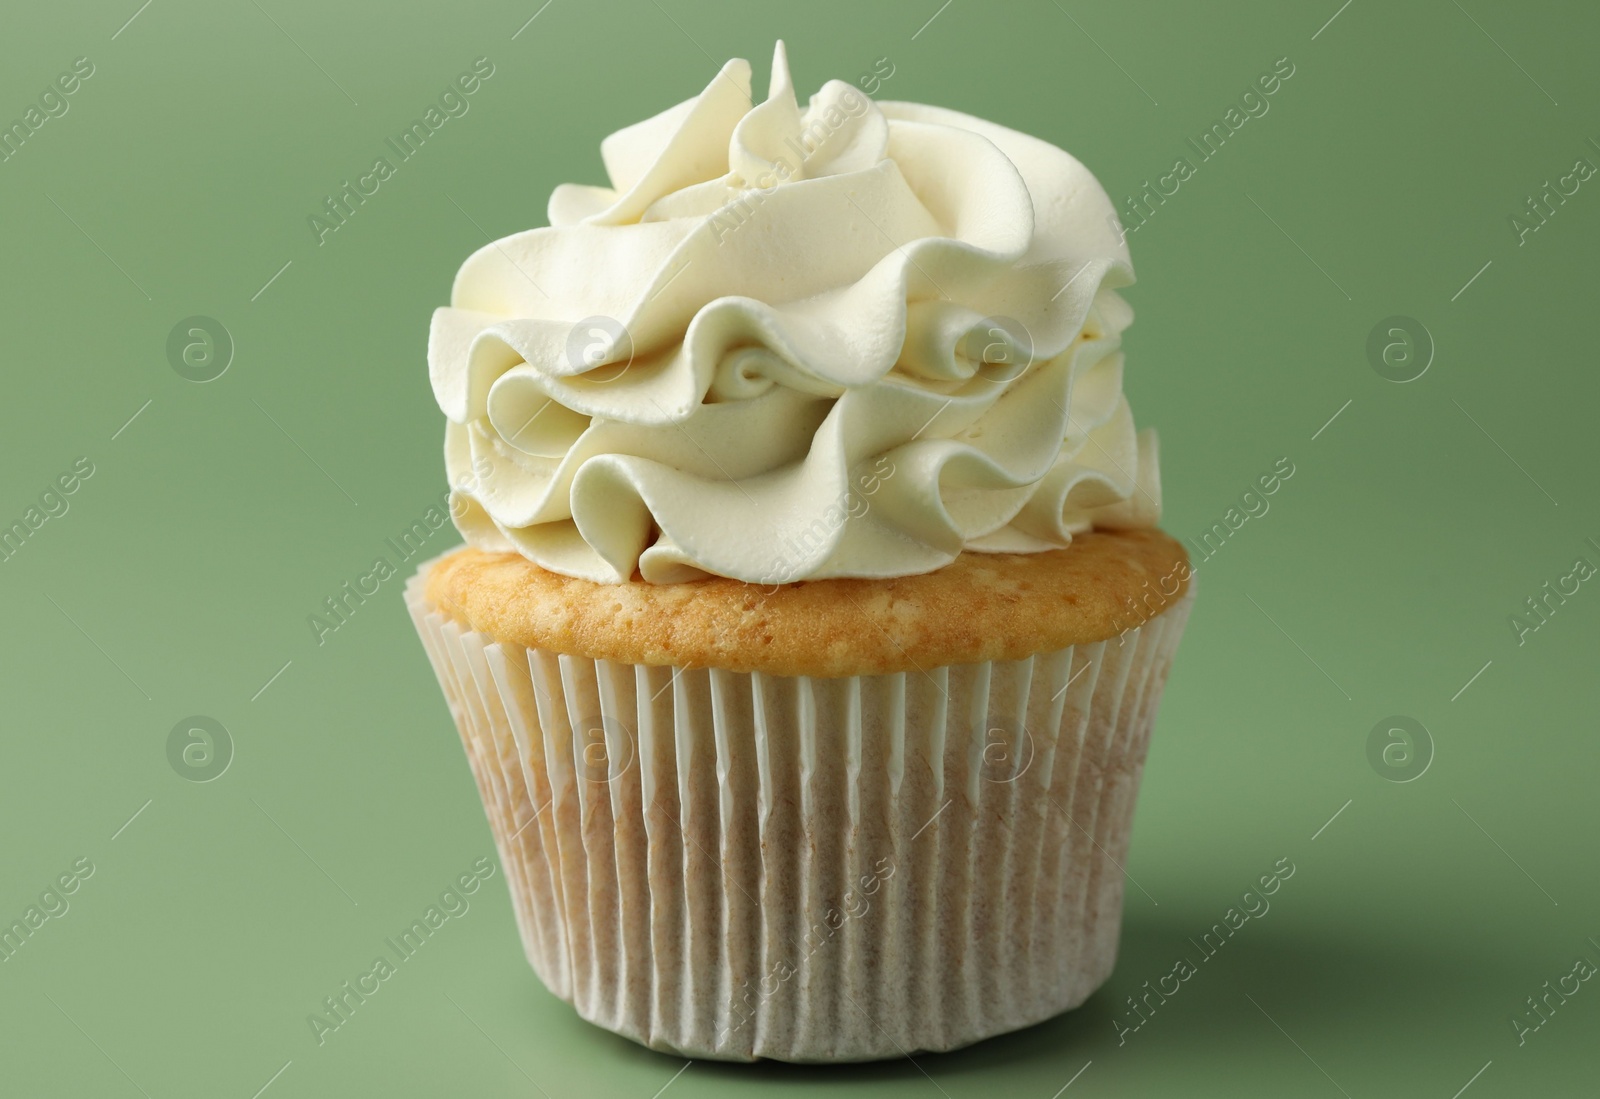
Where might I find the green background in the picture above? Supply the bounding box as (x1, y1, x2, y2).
(3, 0, 1597, 1095)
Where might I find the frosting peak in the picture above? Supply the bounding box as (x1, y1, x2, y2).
(430, 42, 1160, 584)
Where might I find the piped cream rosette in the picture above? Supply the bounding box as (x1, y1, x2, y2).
(429, 42, 1159, 585)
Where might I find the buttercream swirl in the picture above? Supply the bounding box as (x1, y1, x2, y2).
(429, 42, 1160, 584)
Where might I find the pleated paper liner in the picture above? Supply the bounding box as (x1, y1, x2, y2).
(406, 562, 1192, 1062)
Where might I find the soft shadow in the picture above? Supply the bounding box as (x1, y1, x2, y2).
(550, 904, 1517, 1085)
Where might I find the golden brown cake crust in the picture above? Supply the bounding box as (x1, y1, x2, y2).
(422, 529, 1191, 678)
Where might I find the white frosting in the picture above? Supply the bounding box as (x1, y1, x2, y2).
(430, 43, 1160, 584)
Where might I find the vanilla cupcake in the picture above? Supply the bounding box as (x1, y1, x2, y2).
(407, 43, 1193, 1061)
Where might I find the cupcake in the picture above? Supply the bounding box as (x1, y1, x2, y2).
(407, 42, 1193, 1062)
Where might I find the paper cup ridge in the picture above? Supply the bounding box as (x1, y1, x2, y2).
(405, 566, 1193, 1062)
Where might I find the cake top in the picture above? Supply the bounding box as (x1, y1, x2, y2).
(423, 529, 1189, 678)
(429, 42, 1160, 586)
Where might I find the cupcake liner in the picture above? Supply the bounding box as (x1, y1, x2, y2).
(405, 562, 1193, 1062)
